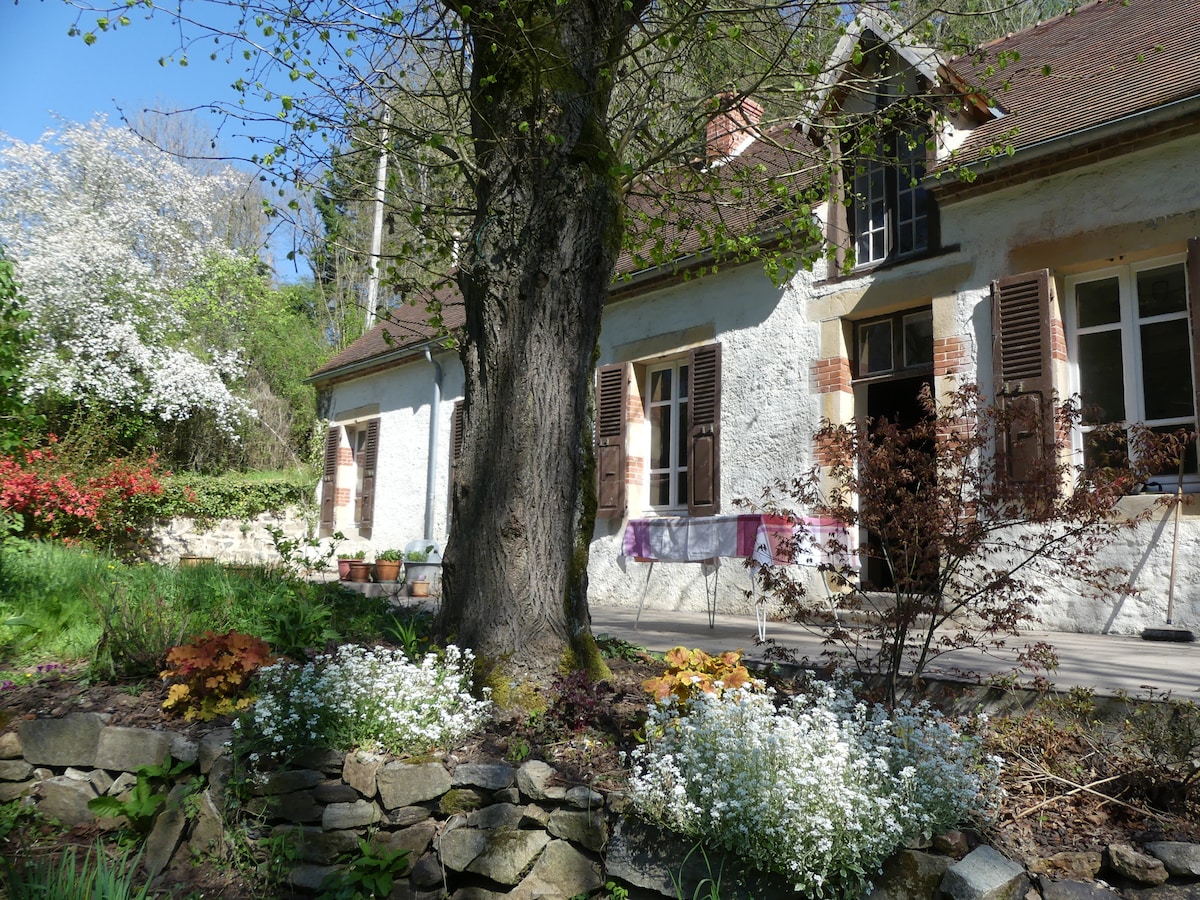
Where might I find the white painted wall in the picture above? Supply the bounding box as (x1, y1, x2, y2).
(587, 263, 828, 617)
(323, 348, 464, 558)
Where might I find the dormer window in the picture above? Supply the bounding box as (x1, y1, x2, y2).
(850, 124, 930, 267)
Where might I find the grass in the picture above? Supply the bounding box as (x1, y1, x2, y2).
(1, 841, 153, 900)
(0, 538, 408, 677)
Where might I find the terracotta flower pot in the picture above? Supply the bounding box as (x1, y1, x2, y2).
(347, 561, 372, 583)
(410, 580, 430, 598)
(374, 560, 402, 582)
(339, 558, 364, 579)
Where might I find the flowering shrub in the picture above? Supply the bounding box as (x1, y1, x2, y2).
(0, 438, 165, 543)
(238, 644, 490, 765)
(628, 679, 998, 899)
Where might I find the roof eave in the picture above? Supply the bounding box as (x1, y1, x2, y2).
(933, 93, 1200, 192)
(305, 337, 449, 386)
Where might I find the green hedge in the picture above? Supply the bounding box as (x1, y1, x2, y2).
(148, 471, 317, 525)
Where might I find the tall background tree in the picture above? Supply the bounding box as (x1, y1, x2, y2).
(62, 0, 1042, 675)
(0, 118, 331, 471)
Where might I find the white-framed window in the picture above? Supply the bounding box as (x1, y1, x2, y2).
(1066, 257, 1197, 480)
(646, 357, 690, 511)
(851, 126, 930, 267)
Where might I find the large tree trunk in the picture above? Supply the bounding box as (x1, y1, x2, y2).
(437, 0, 634, 677)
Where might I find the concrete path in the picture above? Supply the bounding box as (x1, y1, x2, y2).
(589, 603, 1200, 699)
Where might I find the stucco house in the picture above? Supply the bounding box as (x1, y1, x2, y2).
(308, 0, 1200, 634)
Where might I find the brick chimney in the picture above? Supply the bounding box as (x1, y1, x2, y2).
(705, 92, 764, 162)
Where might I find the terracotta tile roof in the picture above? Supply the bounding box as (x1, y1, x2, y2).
(617, 124, 823, 280)
(308, 284, 464, 383)
(943, 0, 1200, 170)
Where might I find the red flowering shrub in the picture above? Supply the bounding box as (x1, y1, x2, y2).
(0, 436, 166, 544)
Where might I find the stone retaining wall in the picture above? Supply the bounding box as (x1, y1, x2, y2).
(3, 714, 1200, 899)
(144, 507, 314, 567)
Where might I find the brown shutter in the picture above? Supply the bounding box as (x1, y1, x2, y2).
(595, 363, 628, 519)
(357, 418, 380, 530)
(449, 399, 465, 505)
(1188, 238, 1200, 428)
(319, 426, 339, 535)
(688, 342, 721, 516)
(992, 270, 1055, 482)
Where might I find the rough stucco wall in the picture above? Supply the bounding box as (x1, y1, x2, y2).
(587, 264, 827, 617)
(324, 349, 464, 557)
(942, 133, 1200, 634)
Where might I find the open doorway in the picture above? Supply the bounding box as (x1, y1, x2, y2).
(854, 307, 935, 590)
(863, 374, 934, 589)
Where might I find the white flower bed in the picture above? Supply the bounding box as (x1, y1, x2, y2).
(239, 644, 491, 763)
(628, 680, 999, 899)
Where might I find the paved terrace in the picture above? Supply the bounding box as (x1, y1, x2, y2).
(589, 604, 1200, 700)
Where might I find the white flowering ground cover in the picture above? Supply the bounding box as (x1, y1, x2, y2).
(628, 680, 999, 899)
(237, 644, 491, 764)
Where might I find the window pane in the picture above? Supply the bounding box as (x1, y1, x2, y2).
(679, 365, 689, 401)
(1149, 424, 1197, 477)
(872, 231, 886, 262)
(859, 320, 893, 375)
(1083, 428, 1128, 471)
(1075, 278, 1121, 328)
(1137, 264, 1187, 318)
(650, 369, 671, 403)
(677, 470, 689, 508)
(1077, 330, 1125, 423)
(856, 232, 871, 263)
(904, 312, 934, 367)
(1140, 320, 1194, 420)
(650, 405, 671, 468)
(649, 473, 670, 507)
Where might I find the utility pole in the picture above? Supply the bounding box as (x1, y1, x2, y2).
(363, 107, 390, 332)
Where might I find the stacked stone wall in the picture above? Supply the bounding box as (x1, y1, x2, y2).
(3, 714, 1200, 899)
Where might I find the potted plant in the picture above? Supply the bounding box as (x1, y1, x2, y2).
(337, 551, 366, 580)
(374, 549, 404, 583)
(404, 546, 441, 597)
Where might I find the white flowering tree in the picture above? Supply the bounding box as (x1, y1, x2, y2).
(0, 119, 256, 439)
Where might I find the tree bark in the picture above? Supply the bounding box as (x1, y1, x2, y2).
(437, 0, 635, 677)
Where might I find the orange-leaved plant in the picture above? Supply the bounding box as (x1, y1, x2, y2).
(161, 631, 275, 721)
(642, 646, 761, 704)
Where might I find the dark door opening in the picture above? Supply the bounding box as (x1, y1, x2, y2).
(863, 374, 933, 590)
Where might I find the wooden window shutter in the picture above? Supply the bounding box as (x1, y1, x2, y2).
(449, 400, 465, 496)
(319, 426, 340, 535)
(1188, 238, 1200, 428)
(992, 270, 1055, 483)
(688, 342, 722, 516)
(595, 363, 628, 519)
(357, 418, 381, 530)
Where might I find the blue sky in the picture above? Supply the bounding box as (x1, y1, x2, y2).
(0, 0, 311, 276)
(0, 1, 272, 156)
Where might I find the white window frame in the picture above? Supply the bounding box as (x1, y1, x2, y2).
(1064, 254, 1197, 488)
(645, 357, 689, 513)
